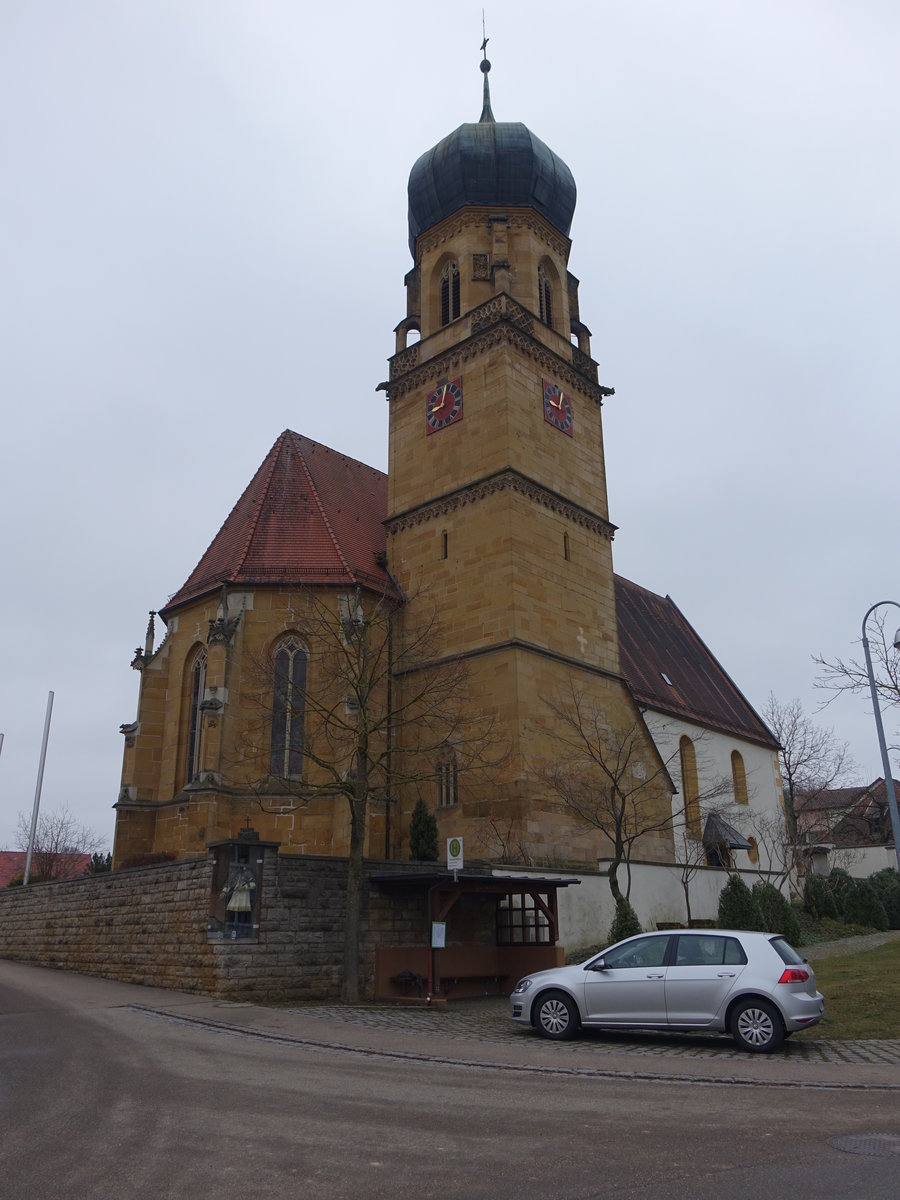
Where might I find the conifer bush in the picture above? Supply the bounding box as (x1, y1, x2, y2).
(843, 878, 889, 931)
(869, 868, 900, 929)
(608, 897, 642, 942)
(826, 867, 857, 917)
(717, 874, 767, 930)
(752, 880, 802, 943)
(408, 799, 439, 862)
(802, 873, 840, 920)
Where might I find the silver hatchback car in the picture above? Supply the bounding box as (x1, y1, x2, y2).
(510, 929, 824, 1052)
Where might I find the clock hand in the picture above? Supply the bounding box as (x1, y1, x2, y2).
(550, 391, 562, 409)
(432, 384, 447, 413)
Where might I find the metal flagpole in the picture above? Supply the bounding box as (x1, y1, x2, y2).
(24, 691, 54, 887)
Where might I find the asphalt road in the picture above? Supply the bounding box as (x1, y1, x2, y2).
(1, 963, 897, 1200)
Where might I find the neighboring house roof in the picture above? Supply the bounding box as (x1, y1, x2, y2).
(796, 778, 898, 848)
(614, 576, 778, 749)
(0, 850, 92, 887)
(162, 431, 392, 616)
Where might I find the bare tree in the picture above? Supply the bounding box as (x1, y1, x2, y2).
(814, 610, 900, 765)
(744, 809, 800, 896)
(677, 828, 710, 926)
(236, 585, 503, 1003)
(761, 694, 854, 847)
(14, 806, 106, 883)
(536, 683, 731, 907)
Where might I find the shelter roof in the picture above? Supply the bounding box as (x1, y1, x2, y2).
(614, 576, 778, 749)
(162, 431, 392, 616)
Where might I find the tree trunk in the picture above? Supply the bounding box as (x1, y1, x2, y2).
(341, 793, 367, 1003)
(682, 876, 693, 925)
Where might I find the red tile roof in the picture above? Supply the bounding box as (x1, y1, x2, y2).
(162, 431, 392, 614)
(0, 850, 92, 887)
(614, 576, 778, 748)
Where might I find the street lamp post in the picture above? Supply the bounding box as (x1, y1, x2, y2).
(861, 602, 900, 875)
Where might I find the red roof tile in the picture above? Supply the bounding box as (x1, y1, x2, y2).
(162, 432, 391, 614)
(614, 576, 778, 748)
(0, 850, 92, 887)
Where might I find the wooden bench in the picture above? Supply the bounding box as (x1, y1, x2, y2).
(439, 972, 509, 997)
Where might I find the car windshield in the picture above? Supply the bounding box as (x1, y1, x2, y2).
(769, 936, 805, 965)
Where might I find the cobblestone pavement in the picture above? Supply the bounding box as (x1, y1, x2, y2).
(278, 994, 900, 1067)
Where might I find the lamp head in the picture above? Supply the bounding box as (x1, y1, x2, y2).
(893, 628, 900, 652)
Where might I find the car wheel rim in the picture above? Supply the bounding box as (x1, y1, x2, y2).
(540, 999, 570, 1035)
(737, 1007, 775, 1047)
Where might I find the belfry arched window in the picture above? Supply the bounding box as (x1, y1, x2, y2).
(679, 735, 701, 839)
(437, 753, 458, 809)
(270, 636, 307, 779)
(440, 261, 460, 326)
(538, 264, 553, 329)
(186, 647, 207, 784)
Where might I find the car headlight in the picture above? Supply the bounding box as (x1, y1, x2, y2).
(512, 979, 533, 995)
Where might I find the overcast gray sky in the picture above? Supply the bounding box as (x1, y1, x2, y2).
(2, 1, 898, 852)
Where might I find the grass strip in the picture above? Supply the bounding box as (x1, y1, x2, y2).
(802, 940, 900, 1040)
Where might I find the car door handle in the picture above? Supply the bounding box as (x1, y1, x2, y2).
(646, 973, 665, 979)
(717, 972, 736, 978)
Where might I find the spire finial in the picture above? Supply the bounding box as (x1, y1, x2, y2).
(479, 13, 495, 123)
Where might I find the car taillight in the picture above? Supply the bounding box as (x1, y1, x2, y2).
(777, 968, 809, 984)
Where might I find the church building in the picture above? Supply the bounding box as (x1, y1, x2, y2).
(113, 57, 785, 898)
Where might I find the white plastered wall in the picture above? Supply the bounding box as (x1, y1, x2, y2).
(642, 710, 786, 875)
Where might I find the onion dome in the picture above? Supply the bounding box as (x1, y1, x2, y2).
(407, 54, 577, 256)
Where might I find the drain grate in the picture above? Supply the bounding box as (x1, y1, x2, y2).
(829, 1134, 900, 1158)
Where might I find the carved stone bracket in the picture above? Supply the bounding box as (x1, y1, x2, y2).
(386, 295, 610, 403)
(386, 469, 617, 540)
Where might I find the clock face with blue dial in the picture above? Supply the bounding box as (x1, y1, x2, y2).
(426, 377, 463, 434)
(543, 379, 573, 436)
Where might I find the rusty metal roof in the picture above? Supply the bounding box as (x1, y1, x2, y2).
(615, 576, 778, 748)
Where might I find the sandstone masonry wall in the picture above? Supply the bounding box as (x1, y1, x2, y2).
(0, 853, 438, 1002)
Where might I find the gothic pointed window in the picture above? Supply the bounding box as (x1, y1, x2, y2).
(270, 636, 306, 779)
(679, 735, 701, 839)
(440, 261, 460, 326)
(538, 265, 553, 329)
(186, 647, 207, 784)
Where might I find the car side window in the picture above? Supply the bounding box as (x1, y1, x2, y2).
(675, 936, 748, 967)
(602, 936, 669, 969)
(723, 937, 748, 965)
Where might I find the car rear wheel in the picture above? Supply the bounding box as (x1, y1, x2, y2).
(729, 997, 784, 1053)
(534, 990, 580, 1040)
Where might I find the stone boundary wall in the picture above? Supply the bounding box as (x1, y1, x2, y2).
(0, 851, 437, 1002)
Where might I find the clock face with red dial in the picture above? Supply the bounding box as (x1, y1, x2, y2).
(426, 377, 463, 434)
(543, 378, 573, 436)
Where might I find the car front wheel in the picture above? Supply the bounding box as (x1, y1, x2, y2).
(729, 998, 784, 1053)
(534, 990, 580, 1040)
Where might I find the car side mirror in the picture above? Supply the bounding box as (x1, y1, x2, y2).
(587, 957, 607, 972)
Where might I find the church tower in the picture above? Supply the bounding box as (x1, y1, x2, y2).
(384, 54, 671, 864)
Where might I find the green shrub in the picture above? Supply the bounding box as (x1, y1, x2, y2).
(608, 897, 642, 942)
(752, 880, 802, 943)
(827, 868, 857, 917)
(869, 868, 900, 929)
(117, 851, 178, 870)
(408, 799, 439, 862)
(717, 874, 767, 930)
(803, 873, 840, 920)
(843, 879, 889, 931)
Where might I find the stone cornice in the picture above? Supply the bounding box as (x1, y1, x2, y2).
(414, 206, 572, 264)
(391, 636, 626, 687)
(385, 294, 611, 402)
(385, 468, 617, 540)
